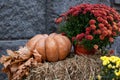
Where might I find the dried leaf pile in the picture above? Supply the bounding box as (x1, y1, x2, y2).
(25, 53, 102, 80)
(0, 46, 42, 80)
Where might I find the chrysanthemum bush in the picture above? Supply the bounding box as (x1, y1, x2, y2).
(97, 56, 120, 80)
(55, 4, 120, 51)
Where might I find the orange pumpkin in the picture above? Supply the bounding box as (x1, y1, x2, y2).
(26, 33, 71, 62)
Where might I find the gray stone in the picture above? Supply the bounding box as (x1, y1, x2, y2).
(108, 36, 120, 56)
(99, 0, 110, 6)
(110, 0, 120, 12)
(0, 40, 27, 57)
(0, 0, 46, 40)
(0, 73, 7, 80)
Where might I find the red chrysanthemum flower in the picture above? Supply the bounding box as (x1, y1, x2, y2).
(107, 30, 112, 36)
(85, 31, 90, 35)
(109, 49, 114, 54)
(109, 37, 114, 43)
(117, 22, 120, 27)
(85, 27, 91, 31)
(97, 17, 103, 22)
(55, 17, 63, 24)
(99, 35, 105, 40)
(98, 23, 104, 28)
(102, 31, 108, 36)
(76, 33, 85, 41)
(112, 32, 117, 36)
(85, 35, 93, 40)
(94, 44, 98, 50)
(96, 29, 101, 34)
(89, 19, 96, 25)
(90, 25, 96, 30)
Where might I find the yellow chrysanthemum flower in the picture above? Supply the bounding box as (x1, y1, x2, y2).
(103, 60, 110, 66)
(100, 56, 120, 79)
(97, 75, 101, 80)
(116, 60, 120, 68)
(109, 56, 119, 63)
(112, 66, 116, 69)
(108, 64, 112, 69)
(114, 70, 120, 77)
(100, 56, 109, 61)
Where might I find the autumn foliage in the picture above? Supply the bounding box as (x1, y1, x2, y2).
(0, 47, 42, 80)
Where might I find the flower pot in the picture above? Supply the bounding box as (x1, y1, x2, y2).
(74, 44, 96, 55)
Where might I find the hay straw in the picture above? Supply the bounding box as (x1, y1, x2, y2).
(25, 53, 101, 80)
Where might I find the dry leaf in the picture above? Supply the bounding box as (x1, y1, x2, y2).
(11, 59, 24, 65)
(3, 59, 11, 68)
(32, 60, 38, 67)
(18, 63, 25, 70)
(0, 55, 11, 63)
(24, 58, 33, 67)
(33, 50, 42, 62)
(2, 68, 13, 80)
(10, 64, 18, 72)
(17, 47, 32, 60)
(0, 45, 42, 80)
(7, 49, 18, 58)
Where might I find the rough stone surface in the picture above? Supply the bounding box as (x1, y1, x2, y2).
(110, 0, 120, 12)
(0, 0, 46, 40)
(46, 0, 110, 33)
(0, 40, 27, 57)
(109, 37, 120, 56)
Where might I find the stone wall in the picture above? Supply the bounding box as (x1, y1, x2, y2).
(0, 0, 120, 80)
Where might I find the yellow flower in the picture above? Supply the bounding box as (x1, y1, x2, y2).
(97, 75, 101, 80)
(100, 56, 109, 61)
(112, 78, 115, 80)
(100, 56, 120, 79)
(114, 70, 120, 77)
(109, 56, 119, 63)
(112, 66, 116, 69)
(116, 60, 120, 68)
(108, 64, 112, 69)
(103, 60, 110, 66)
